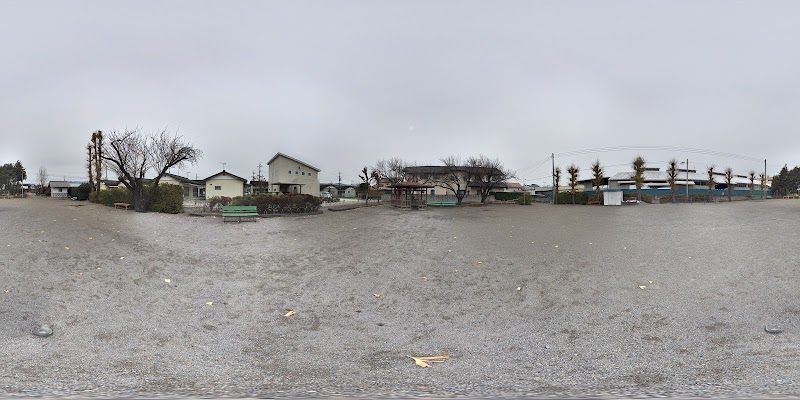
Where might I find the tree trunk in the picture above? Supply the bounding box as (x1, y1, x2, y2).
(133, 187, 148, 212)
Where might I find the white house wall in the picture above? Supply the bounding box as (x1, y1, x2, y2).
(206, 176, 244, 199)
(268, 156, 320, 196)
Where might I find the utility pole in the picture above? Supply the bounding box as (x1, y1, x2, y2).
(257, 162, 264, 194)
(765, 159, 768, 198)
(338, 171, 342, 187)
(686, 159, 689, 202)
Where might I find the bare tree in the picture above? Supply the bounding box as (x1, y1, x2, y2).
(359, 166, 370, 205)
(567, 163, 580, 204)
(748, 171, 756, 199)
(666, 158, 679, 203)
(466, 155, 514, 204)
(631, 156, 646, 201)
(101, 128, 202, 212)
(724, 167, 734, 202)
(706, 165, 716, 202)
(374, 157, 416, 184)
(428, 155, 473, 205)
(553, 166, 561, 204)
(36, 166, 48, 194)
(591, 159, 603, 203)
(370, 169, 381, 204)
(759, 172, 767, 198)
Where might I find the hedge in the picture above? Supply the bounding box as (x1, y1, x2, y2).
(96, 185, 183, 213)
(231, 193, 322, 214)
(491, 192, 522, 201)
(556, 191, 590, 205)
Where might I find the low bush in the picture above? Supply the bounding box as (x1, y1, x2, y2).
(97, 188, 134, 206)
(146, 184, 183, 214)
(517, 193, 532, 205)
(232, 193, 322, 214)
(492, 192, 522, 201)
(70, 183, 92, 201)
(556, 191, 589, 205)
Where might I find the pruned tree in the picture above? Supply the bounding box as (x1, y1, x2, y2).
(748, 170, 756, 199)
(759, 172, 767, 198)
(553, 166, 561, 204)
(86, 143, 94, 197)
(91, 130, 104, 195)
(591, 159, 603, 203)
(466, 155, 515, 204)
(101, 127, 202, 212)
(724, 167, 734, 202)
(359, 166, 370, 205)
(666, 158, 679, 204)
(370, 169, 381, 204)
(631, 156, 646, 201)
(374, 157, 416, 184)
(706, 165, 716, 202)
(36, 166, 48, 194)
(567, 163, 580, 204)
(429, 155, 473, 205)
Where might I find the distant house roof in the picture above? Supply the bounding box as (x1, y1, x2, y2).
(101, 179, 120, 186)
(49, 181, 72, 188)
(267, 152, 320, 172)
(164, 173, 204, 185)
(203, 170, 247, 182)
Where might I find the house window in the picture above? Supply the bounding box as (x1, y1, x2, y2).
(302, 172, 305, 176)
(288, 170, 292, 174)
(215, 186, 221, 190)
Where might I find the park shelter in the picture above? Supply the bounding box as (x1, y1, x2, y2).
(389, 182, 433, 209)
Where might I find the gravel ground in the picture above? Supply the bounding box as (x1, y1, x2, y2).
(0, 196, 798, 398)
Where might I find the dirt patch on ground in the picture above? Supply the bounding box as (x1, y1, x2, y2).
(1, 197, 799, 397)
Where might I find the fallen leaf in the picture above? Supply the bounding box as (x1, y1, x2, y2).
(407, 355, 449, 368)
(422, 276, 428, 280)
(284, 310, 296, 317)
(164, 278, 171, 283)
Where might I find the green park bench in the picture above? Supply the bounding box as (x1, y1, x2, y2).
(427, 201, 457, 206)
(222, 205, 258, 222)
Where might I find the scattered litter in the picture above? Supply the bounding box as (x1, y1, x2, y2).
(64, 247, 69, 250)
(648, 280, 653, 284)
(639, 285, 646, 289)
(3, 290, 8, 293)
(477, 261, 482, 264)
(554, 245, 558, 248)
(517, 287, 522, 291)
(453, 237, 457, 239)
(120, 257, 125, 260)
(206, 301, 214, 306)
(33, 325, 53, 338)
(765, 326, 783, 334)
(407, 355, 448, 368)
(284, 310, 296, 317)
(96, 267, 101, 270)
(589, 243, 592, 245)
(164, 279, 171, 283)
(372, 294, 381, 298)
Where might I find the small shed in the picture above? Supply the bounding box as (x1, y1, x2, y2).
(604, 190, 623, 206)
(389, 182, 433, 209)
(49, 181, 72, 199)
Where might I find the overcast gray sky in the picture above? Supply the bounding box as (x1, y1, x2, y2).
(2, 0, 799, 185)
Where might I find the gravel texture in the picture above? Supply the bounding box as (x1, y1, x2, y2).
(0, 196, 798, 398)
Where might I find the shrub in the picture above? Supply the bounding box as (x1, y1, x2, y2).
(97, 188, 134, 206)
(70, 183, 92, 201)
(517, 193, 532, 205)
(146, 184, 183, 214)
(88, 192, 97, 203)
(492, 192, 522, 201)
(556, 191, 589, 205)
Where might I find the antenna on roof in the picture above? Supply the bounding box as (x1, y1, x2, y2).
(221, 162, 227, 171)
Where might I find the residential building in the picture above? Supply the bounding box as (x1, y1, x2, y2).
(403, 165, 506, 196)
(204, 170, 247, 198)
(160, 173, 205, 200)
(267, 153, 320, 196)
(48, 181, 73, 198)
